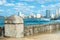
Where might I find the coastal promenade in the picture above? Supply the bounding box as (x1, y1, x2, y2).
(1, 31, 60, 40)
(24, 23, 60, 36)
(1, 19, 60, 40)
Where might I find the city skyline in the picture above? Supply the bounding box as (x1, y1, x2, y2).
(0, 0, 60, 16)
(19, 8, 60, 19)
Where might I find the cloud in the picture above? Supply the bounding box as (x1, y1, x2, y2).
(14, 0, 58, 4)
(10, 1, 60, 15)
(55, 3, 60, 7)
(19, 0, 34, 2)
(27, 6, 35, 8)
(47, 3, 60, 10)
(0, 9, 4, 12)
(13, 2, 35, 12)
(14, 5, 35, 12)
(1, 0, 60, 16)
(13, 3, 35, 15)
(16, 3, 25, 6)
(0, 0, 6, 5)
(45, 0, 56, 2)
(46, 4, 55, 10)
(4, 3, 15, 6)
(40, 3, 60, 10)
(35, 0, 60, 4)
(0, 9, 4, 14)
(0, 0, 15, 6)
(41, 5, 46, 8)
(8, 0, 15, 3)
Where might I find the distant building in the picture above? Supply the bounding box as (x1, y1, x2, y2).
(28, 14, 36, 18)
(36, 13, 42, 18)
(56, 8, 60, 18)
(50, 14, 55, 19)
(18, 12, 25, 18)
(33, 14, 36, 18)
(46, 10, 51, 18)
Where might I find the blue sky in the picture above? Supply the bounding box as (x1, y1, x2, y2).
(0, 0, 60, 16)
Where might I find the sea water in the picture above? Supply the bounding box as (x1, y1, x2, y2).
(0, 17, 5, 27)
(23, 18, 58, 26)
(0, 18, 60, 27)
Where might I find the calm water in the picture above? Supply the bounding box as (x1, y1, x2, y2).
(24, 18, 60, 25)
(0, 17, 5, 27)
(0, 18, 60, 27)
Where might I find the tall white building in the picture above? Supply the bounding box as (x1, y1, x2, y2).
(56, 8, 60, 18)
(50, 14, 55, 19)
(19, 12, 25, 18)
(36, 13, 42, 18)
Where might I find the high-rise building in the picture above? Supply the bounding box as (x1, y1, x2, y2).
(56, 8, 60, 18)
(18, 12, 25, 18)
(46, 10, 51, 18)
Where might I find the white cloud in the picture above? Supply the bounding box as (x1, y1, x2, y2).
(46, 3, 60, 10)
(16, 3, 25, 6)
(0, 9, 4, 12)
(19, 0, 34, 2)
(4, 3, 15, 6)
(0, 0, 6, 5)
(35, 0, 60, 4)
(46, 4, 56, 10)
(36, 0, 45, 4)
(27, 6, 35, 8)
(40, 3, 58, 10)
(50, 4, 55, 7)
(45, 0, 56, 2)
(13, 2, 35, 12)
(41, 5, 46, 8)
(8, 0, 15, 3)
(14, 6, 34, 12)
(13, 4, 35, 14)
(15, 0, 58, 4)
(55, 3, 60, 7)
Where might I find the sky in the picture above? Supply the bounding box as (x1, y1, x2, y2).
(0, 0, 60, 16)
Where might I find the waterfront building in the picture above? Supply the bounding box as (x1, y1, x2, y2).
(56, 8, 60, 18)
(46, 10, 51, 18)
(36, 13, 42, 18)
(50, 14, 55, 19)
(33, 14, 36, 18)
(28, 14, 36, 18)
(19, 12, 25, 18)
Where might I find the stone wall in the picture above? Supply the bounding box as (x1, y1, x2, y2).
(5, 24, 24, 38)
(24, 23, 60, 36)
